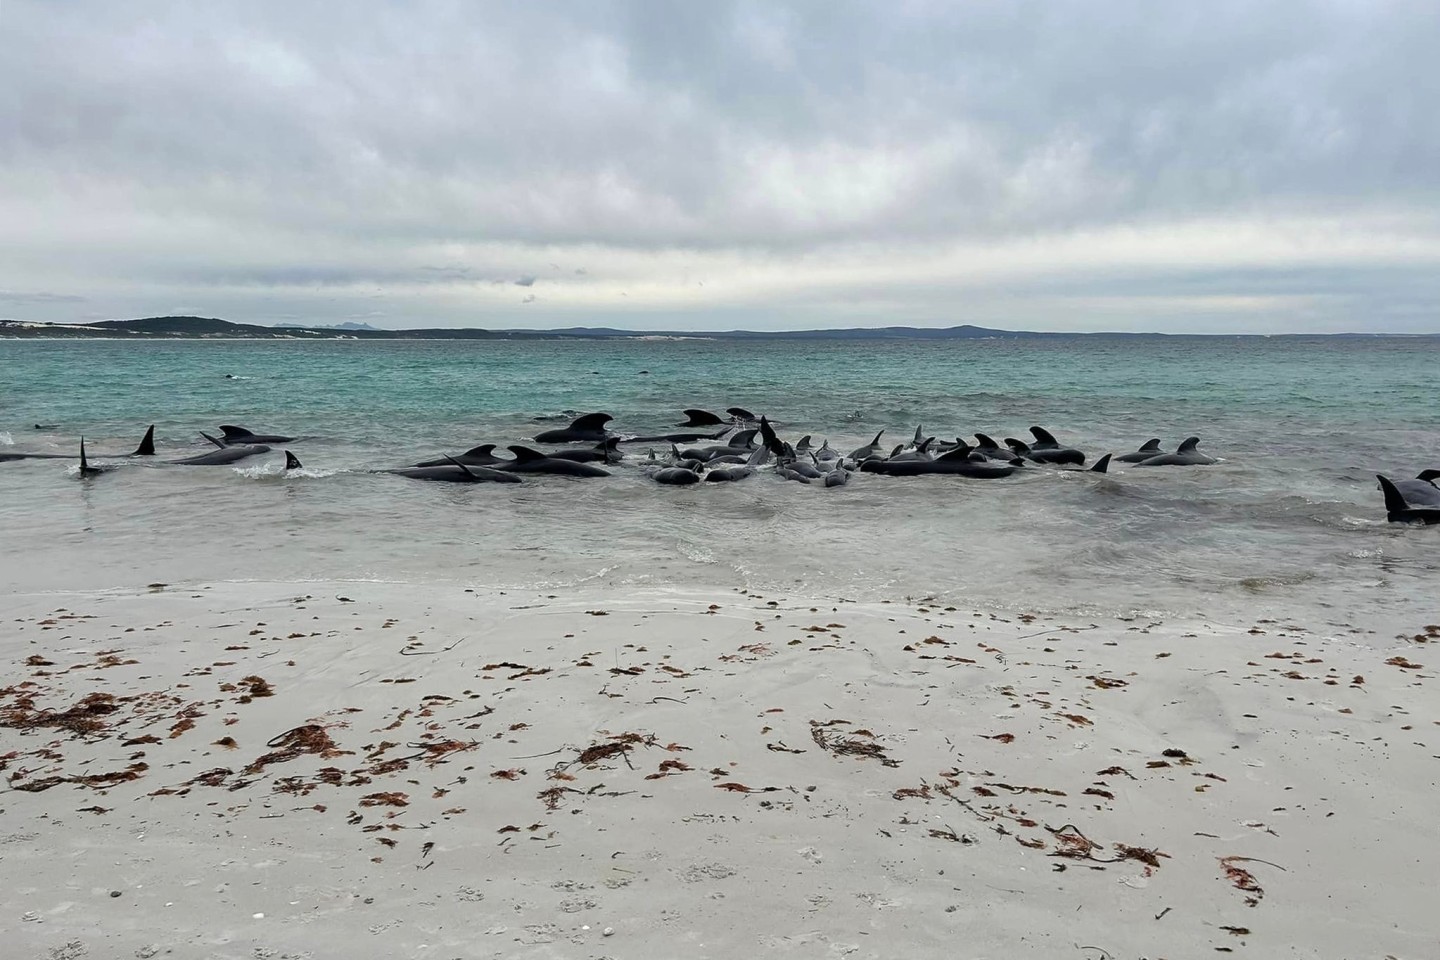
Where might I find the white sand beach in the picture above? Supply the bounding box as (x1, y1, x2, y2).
(2, 581, 1436, 958)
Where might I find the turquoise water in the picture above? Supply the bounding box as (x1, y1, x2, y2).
(2, 336, 1437, 636)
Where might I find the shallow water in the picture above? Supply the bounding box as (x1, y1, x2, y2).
(2, 336, 1437, 637)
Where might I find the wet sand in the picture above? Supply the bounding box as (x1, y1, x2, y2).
(2, 581, 1436, 958)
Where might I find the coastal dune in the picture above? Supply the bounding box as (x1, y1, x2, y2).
(2, 581, 1435, 958)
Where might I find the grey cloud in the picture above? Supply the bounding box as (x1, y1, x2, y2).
(0, 291, 86, 303)
(0, 1, 1437, 330)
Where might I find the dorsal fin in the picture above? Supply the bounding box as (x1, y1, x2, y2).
(747, 446, 771, 466)
(1030, 426, 1058, 446)
(507, 446, 547, 462)
(759, 417, 784, 455)
(731, 429, 758, 448)
(133, 425, 155, 456)
(918, 437, 935, 453)
(795, 435, 812, 451)
(1418, 469, 1440, 483)
(975, 433, 999, 449)
(679, 409, 724, 426)
(1377, 474, 1410, 517)
(444, 455, 479, 479)
(219, 425, 255, 440)
(1005, 438, 1031, 453)
(80, 437, 89, 471)
(463, 443, 495, 458)
(727, 407, 756, 420)
(889, 444, 904, 457)
(870, 430, 884, 446)
(912, 425, 923, 445)
(1089, 454, 1112, 474)
(938, 445, 975, 462)
(200, 431, 226, 448)
(284, 451, 302, 470)
(596, 436, 620, 450)
(1139, 438, 1161, 452)
(1177, 436, 1200, 453)
(568, 413, 613, 432)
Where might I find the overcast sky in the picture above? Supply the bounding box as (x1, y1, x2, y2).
(2, 1, 1437, 332)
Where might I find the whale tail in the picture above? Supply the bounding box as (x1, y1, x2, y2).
(132, 425, 156, 456)
(284, 451, 302, 471)
(1089, 454, 1112, 474)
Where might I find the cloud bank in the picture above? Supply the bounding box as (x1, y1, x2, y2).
(2, 0, 1437, 332)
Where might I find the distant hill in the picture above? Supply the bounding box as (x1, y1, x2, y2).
(273, 321, 383, 331)
(3, 315, 1435, 341)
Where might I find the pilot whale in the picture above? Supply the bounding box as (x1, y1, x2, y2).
(1, 425, 155, 463)
(170, 433, 271, 465)
(218, 425, 297, 445)
(1114, 439, 1163, 463)
(500, 446, 611, 478)
(388, 456, 521, 483)
(1377, 474, 1440, 524)
(534, 413, 613, 445)
(1134, 437, 1216, 466)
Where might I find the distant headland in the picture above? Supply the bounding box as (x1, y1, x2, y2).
(1, 315, 1433, 340)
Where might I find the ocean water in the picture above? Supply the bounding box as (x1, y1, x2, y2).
(1, 336, 1437, 637)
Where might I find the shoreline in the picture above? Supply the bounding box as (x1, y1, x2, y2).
(3, 579, 1435, 957)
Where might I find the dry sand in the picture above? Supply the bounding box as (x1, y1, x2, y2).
(2, 580, 1436, 959)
